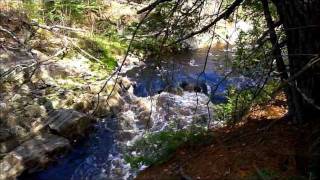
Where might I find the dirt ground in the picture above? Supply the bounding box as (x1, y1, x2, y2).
(137, 94, 313, 180)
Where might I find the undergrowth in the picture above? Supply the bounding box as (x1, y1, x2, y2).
(125, 128, 214, 169)
(213, 80, 279, 124)
(77, 34, 127, 72)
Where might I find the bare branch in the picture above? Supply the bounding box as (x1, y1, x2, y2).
(174, 0, 244, 44)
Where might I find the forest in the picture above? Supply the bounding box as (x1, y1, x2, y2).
(0, 0, 319, 179)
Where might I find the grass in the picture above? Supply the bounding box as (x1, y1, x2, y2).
(77, 34, 127, 72)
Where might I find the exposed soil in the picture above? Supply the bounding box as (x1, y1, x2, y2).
(137, 94, 313, 180)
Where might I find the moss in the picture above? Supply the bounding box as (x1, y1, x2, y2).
(77, 34, 127, 72)
(79, 35, 127, 70)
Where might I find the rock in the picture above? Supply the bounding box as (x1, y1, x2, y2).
(112, 168, 123, 176)
(11, 126, 28, 138)
(125, 55, 139, 66)
(179, 81, 208, 94)
(3, 116, 18, 130)
(119, 76, 132, 90)
(24, 105, 47, 118)
(19, 84, 30, 94)
(72, 93, 94, 113)
(0, 82, 13, 93)
(115, 130, 137, 142)
(0, 128, 19, 154)
(165, 85, 183, 96)
(0, 129, 11, 142)
(42, 64, 72, 79)
(137, 110, 153, 128)
(0, 133, 70, 180)
(11, 94, 22, 102)
(134, 99, 151, 113)
(0, 102, 8, 119)
(12, 71, 25, 84)
(93, 93, 124, 117)
(118, 111, 135, 130)
(48, 109, 94, 140)
(0, 138, 19, 154)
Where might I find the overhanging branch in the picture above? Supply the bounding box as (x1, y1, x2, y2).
(174, 0, 244, 44)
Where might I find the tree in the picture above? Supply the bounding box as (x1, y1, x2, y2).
(270, 1, 320, 179)
(271, 0, 320, 121)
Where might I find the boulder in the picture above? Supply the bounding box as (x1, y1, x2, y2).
(72, 93, 94, 113)
(179, 81, 208, 94)
(119, 76, 132, 90)
(48, 109, 94, 140)
(93, 93, 124, 117)
(0, 137, 19, 154)
(117, 111, 135, 130)
(137, 110, 153, 129)
(0, 133, 70, 180)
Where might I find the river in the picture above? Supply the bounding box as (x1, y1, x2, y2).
(19, 49, 251, 180)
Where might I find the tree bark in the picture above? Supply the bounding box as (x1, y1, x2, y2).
(271, 0, 320, 179)
(272, 0, 320, 121)
(260, 0, 302, 120)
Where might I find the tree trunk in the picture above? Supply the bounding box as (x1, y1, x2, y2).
(261, 0, 302, 120)
(272, 0, 320, 179)
(272, 0, 320, 121)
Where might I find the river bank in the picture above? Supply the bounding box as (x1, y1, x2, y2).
(136, 93, 313, 180)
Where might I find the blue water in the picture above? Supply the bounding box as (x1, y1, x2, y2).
(19, 49, 252, 180)
(124, 50, 244, 102)
(20, 120, 115, 180)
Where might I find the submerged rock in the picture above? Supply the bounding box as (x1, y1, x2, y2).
(48, 109, 94, 140)
(164, 85, 183, 96)
(0, 133, 70, 180)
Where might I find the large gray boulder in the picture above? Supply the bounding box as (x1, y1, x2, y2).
(0, 133, 70, 180)
(48, 109, 94, 140)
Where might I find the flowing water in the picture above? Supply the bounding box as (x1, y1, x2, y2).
(20, 49, 252, 180)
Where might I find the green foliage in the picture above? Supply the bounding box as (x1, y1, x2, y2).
(125, 0, 201, 56)
(223, 1, 282, 125)
(21, 1, 43, 21)
(213, 81, 279, 124)
(213, 86, 250, 124)
(129, 32, 182, 57)
(125, 128, 213, 169)
(20, 0, 102, 25)
(77, 34, 127, 71)
(43, 0, 100, 24)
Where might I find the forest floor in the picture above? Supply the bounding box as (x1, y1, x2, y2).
(137, 94, 313, 180)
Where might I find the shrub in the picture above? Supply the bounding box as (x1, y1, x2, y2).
(125, 128, 214, 169)
(213, 80, 279, 124)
